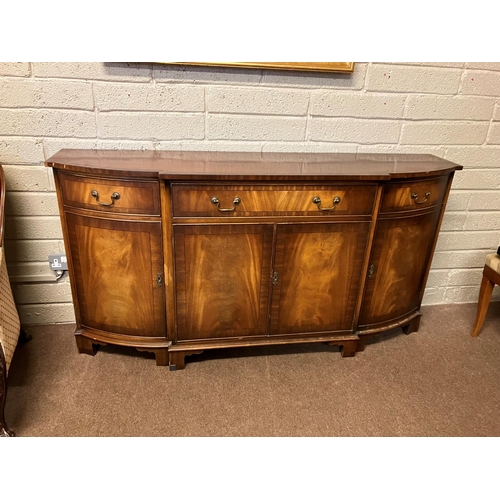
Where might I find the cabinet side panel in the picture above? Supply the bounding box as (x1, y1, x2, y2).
(54, 170, 82, 329)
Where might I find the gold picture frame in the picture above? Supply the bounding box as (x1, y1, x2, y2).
(164, 62, 354, 73)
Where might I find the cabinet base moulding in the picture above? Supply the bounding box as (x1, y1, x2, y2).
(75, 330, 171, 366)
(168, 333, 361, 369)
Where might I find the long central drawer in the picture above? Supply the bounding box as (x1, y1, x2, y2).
(171, 183, 377, 217)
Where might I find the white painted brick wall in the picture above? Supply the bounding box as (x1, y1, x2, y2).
(430, 250, 490, 269)
(461, 70, 500, 96)
(42, 138, 154, 159)
(94, 83, 205, 112)
(435, 231, 499, 251)
(445, 146, 500, 167)
(446, 192, 471, 211)
(5, 192, 59, 216)
(310, 92, 406, 118)
(5, 216, 63, 240)
(469, 192, 500, 210)
(207, 115, 307, 141)
(401, 122, 489, 145)
(97, 112, 205, 140)
(0, 61, 499, 325)
(405, 95, 494, 120)
(5, 239, 63, 262)
(366, 64, 462, 94)
(466, 63, 500, 71)
(463, 213, 500, 231)
(488, 123, 500, 144)
(0, 63, 30, 77)
(32, 62, 152, 82)
(394, 63, 465, 69)
(0, 139, 45, 164)
(2, 165, 52, 191)
(207, 87, 309, 115)
(1, 79, 94, 109)
(12, 281, 72, 304)
(308, 118, 401, 143)
(0, 109, 97, 137)
(452, 169, 500, 189)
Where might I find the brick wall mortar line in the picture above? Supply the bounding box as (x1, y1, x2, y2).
(203, 86, 207, 141)
(305, 91, 312, 141)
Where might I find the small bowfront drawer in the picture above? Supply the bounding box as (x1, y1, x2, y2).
(171, 184, 377, 217)
(58, 173, 161, 215)
(380, 176, 448, 213)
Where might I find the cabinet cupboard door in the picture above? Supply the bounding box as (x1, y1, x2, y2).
(270, 222, 370, 334)
(359, 210, 441, 327)
(66, 213, 166, 337)
(174, 224, 273, 340)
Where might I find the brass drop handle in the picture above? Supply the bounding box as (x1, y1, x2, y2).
(211, 196, 241, 212)
(411, 191, 431, 205)
(312, 196, 341, 211)
(91, 190, 120, 206)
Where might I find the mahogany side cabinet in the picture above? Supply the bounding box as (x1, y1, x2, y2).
(45, 150, 462, 370)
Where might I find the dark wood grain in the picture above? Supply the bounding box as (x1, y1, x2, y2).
(171, 183, 377, 217)
(270, 222, 370, 334)
(380, 176, 448, 213)
(358, 209, 442, 328)
(46, 150, 462, 181)
(161, 182, 177, 343)
(59, 172, 160, 215)
(174, 224, 274, 340)
(66, 213, 166, 338)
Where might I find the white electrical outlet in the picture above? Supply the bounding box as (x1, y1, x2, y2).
(48, 253, 68, 271)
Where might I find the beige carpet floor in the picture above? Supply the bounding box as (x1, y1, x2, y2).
(5, 302, 500, 436)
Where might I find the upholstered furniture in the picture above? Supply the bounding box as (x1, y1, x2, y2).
(0, 165, 23, 436)
(471, 252, 500, 337)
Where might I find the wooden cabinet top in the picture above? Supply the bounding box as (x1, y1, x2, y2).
(46, 149, 462, 181)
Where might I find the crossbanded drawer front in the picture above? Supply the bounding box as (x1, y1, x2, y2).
(59, 173, 161, 215)
(171, 184, 377, 217)
(380, 176, 448, 213)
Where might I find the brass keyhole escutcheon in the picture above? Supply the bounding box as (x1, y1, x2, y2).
(272, 271, 279, 285)
(368, 264, 375, 279)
